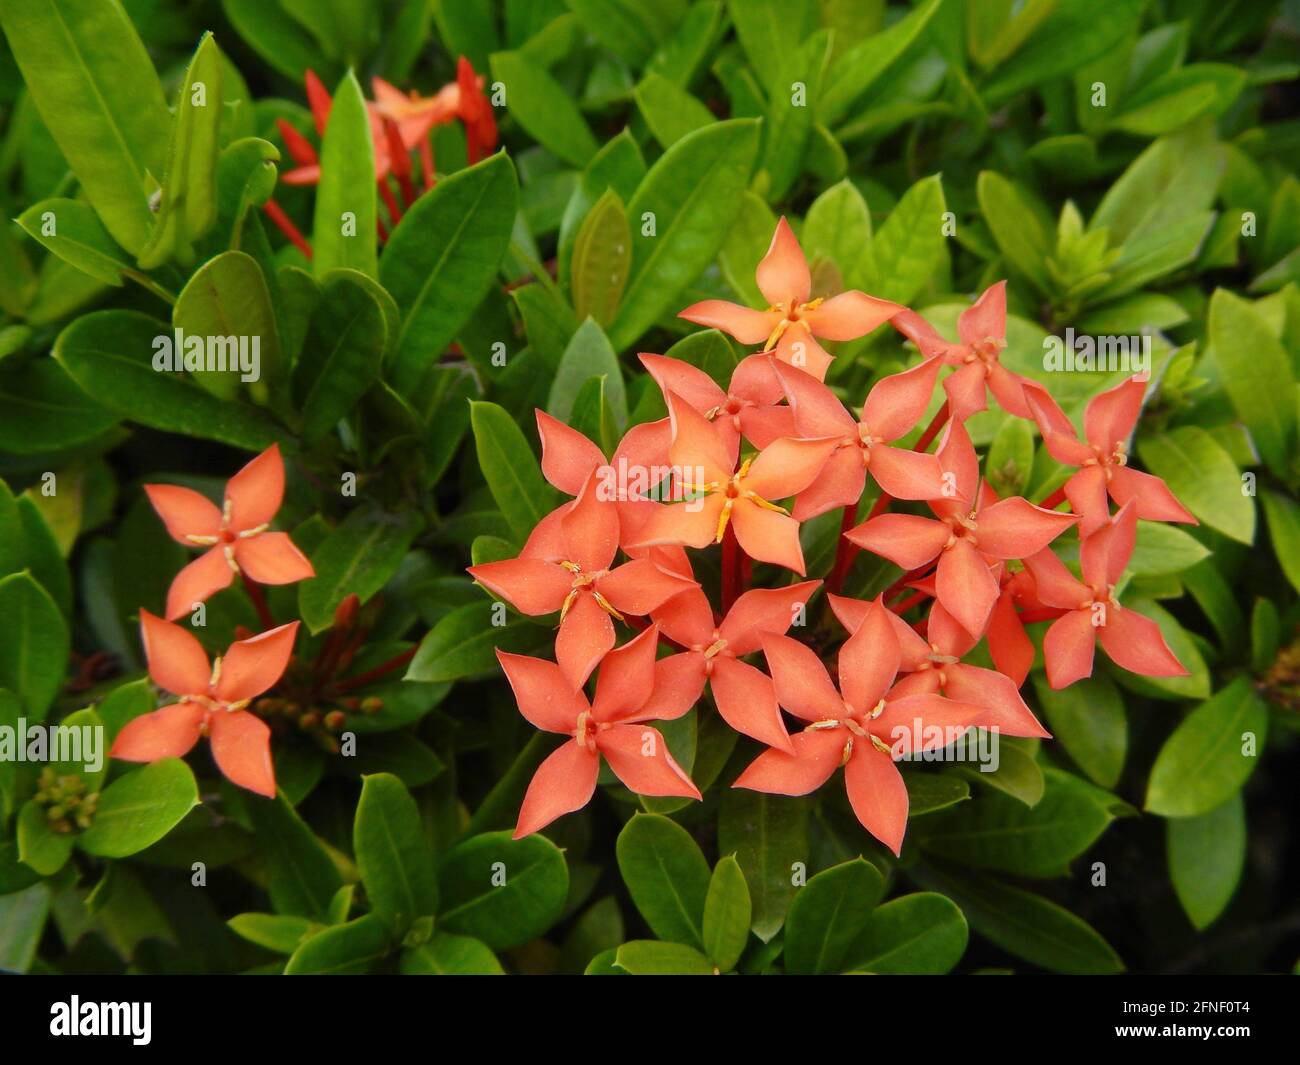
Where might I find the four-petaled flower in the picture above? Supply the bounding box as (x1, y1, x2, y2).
(1023, 501, 1187, 689)
(680, 218, 901, 380)
(110, 611, 299, 797)
(1024, 374, 1198, 536)
(734, 599, 988, 855)
(500, 626, 701, 838)
(145, 443, 315, 621)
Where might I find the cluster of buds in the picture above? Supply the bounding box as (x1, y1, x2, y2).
(34, 767, 98, 834)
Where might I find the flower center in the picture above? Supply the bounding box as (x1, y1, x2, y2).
(558, 561, 622, 621)
(763, 297, 824, 349)
(965, 335, 1006, 369)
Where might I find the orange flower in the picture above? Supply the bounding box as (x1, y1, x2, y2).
(144, 444, 315, 621)
(628, 391, 838, 574)
(110, 611, 298, 798)
(500, 626, 701, 838)
(680, 218, 901, 381)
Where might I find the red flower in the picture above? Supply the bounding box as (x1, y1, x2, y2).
(847, 418, 1076, 637)
(648, 580, 823, 751)
(1024, 374, 1197, 536)
(145, 444, 314, 621)
(1024, 501, 1187, 688)
(680, 218, 901, 380)
(892, 281, 1032, 419)
(774, 355, 945, 519)
(468, 471, 696, 686)
(629, 391, 838, 574)
(734, 598, 987, 855)
(110, 612, 298, 797)
(500, 626, 700, 838)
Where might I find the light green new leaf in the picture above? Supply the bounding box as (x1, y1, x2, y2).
(400, 932, 505, 974)
(702, 855, 751, 972)
(571, 190, 631, 328)
(490, 50, 598, 166)
(1137, 427, 1254, 544)
(469, 400, 557, 542)
(284, 914, 390, 975)
(313, 71, 377, 279)
(614, 940, 713, 975)
(17, 199, 133, 287)
(634, 72, 714, 149)
(864, 174, 948, 305)
(79, 759, 199, 858)
(548, 318, 627, 429)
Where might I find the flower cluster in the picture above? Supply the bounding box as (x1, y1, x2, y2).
(476, 220, 1194, 854)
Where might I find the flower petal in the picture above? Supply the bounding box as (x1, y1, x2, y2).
(843, 746, 909, 856)
(234, 532, 315, 585)
(873, 693, 988, 755)
(791, 448, 864, 521)
(593, 624, 661, 722)
(730, 352, 785, 405)
(635, 652, 708, 722)
(1044, 610, 1097, 689)
(627, 495, 728, 550)
(956, 280, 1006, 348)
(650, 585, 714, 648)
(537, 409, 604, 495)
(496, 650, 587, 732)
(521, 503, 570, 561)
(862, 357, 942, 442)
(140, 609, 211, 696)
(743, 436, 838, 500)
(774, 323, 834, 380)
(975, 496, 1077, 560)
(711, 656, 792, 752)
(513, 739, 600, 838)
(215, 621, 299, 704)
(560, 471, 620, 572)
(945, 664, 1049, 738)
(988, 591, 1035, 686)
(720, 579, 822, 655)
(892, 309, 955, 361)
(1065, 465, 1112, 537)
(936, 415, 979, 508)
(1108, 466, 1197, 526)
(667, 390, 732, 485)
(596, 558, 697, 616)
(755, 217, 810, 306)
(144, 484, 223, 543)
(942, 361, 988, 421)
(731, 501, 806, 574)
(468, 557, 570, 615)
(760, 633, 843, 722)
(935, 538, 999, 638)
(733, 727, 846, 794)
(613, 418, 672, 481)
(1098, 603, 1187, 677)
(807, 290, 901, 341)
(225, 443, 286, 533)
(773, 359, 856, 438)
(598, 724, 701, 799)
(1081, 499, 1137, 591)
(837, 598, 900, 710)
(110, 700, 206, 762)
(678, 299, 778, 345)
(557, 592, 616, 688)
(639, 353, 727, 413)
(1022, 547, 1090, 609)
(208, 710, 276, 798)
(845, 513, 948, 570)
(926, 600, 978, 656)
(869, 445, 945, 501)
(165, 546, 235, 620)
(986, 364, 1031, 418)
(1085, 374, 1147, 452)
(1023, 382, 1093, 465)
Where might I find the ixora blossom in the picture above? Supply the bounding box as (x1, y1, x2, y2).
(1024, 501, 1187, 689)
(649, 579, 823, 750)
(629, 391, 838, 574)
(469, 472, 697, 686)
(848, 418, 1076, 637)
(680, 218, 901, 380)
(500, 626, 700, 838)
(892, 281, 1033, 419)
(774, 355, 945, 519)
(110, 612, 299, 798)
(1024, 374, 1197, 536)
(145, 443, 315, 621)
(735, 599, 988, 856)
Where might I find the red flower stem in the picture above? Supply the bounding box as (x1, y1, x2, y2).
(721, 524, 740, 614)
(889, 589, 930, 615)
(378, 178, 403, 227)
(1038, 485, 1067, 509)
(884, 560, 937, 603)
(420, 138, 436, 190)
(377, 216, 390, 243)
(262, 201, 313, 258)
(241, 574, 275, 630)
(915, 400, 950, 452)
(333, 647, 417, 693)
(827, 503, 862, 595)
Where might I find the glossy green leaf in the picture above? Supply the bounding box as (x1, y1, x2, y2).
(78, 759, 199, 858)
(247, 791, 344, 921)
(784, 858, 884, 974)
(17, 199, 132, 287)
(616, 813, 711, 950)
(17, 800, 73, 876)
(864, 174, 948, 305)
(400, 932, 505, 974)
(1032, 675, 1126, 788)
(313, 71, 377, 279)
(614, 939, 713, 975)
(299, 507, 421, 634)
(634, 72, 714, 149)
(570, 189, 631, 327)
(845, 892, 968, 974)
(0, 571, 68, 720)
(702, 855, 751, 972)
(548, 317, 627, 429)
(354, 773, 438, 935)
(491, 50, 597, 166)
(1138, 427, 1254, 545)
(228, 912, 315, 955)
(1167, 792, 1245, 931)
(718, 789, 808, 942)
(469, 399, 558, 542)
(407, 600, 549, 682)
(284, 914, 390, 975)
(820, 0, 943, 126)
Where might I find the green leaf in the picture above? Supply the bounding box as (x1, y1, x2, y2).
(913, 862, 1124, 974)
(0, 571, 69, 720)
(17, 199, 132, 286)
(1145, 677, 1268, 818)
(1128, 522, 1211, 577)
(138, 33, 222, 268)
(1208, 289, 1295, 476)
(702, 855, 751, 972)
(17, 800, 73, 876)
(0, 883, 50, 973)
(0, 361, 119, 455)
(616, 813, 711, 950)
(78, 759, 199, 858)
(491, 50, 598, 166)
(299, 507, 421, 634)
(784, 858, 885, 974)
(1167, 793, 1245, 931)
(381, 154, 518, 392)
(437, 831, 569, 950)
(977, 171, 1052, 295)
(571, 189, 631, 327)
(1032, 675, 1126, 788)
(1137, 427, 1254, 545)
(228, 913, 315, 955)
(354, 773, 438, 935)
(54, 310, 282, 450)
(400, 932, 505, 974)
(760, 31, 829, 202)
(247, 791, 344, 921)
(173, 251, 281, 401)
(802, 179, 872, 290)
(558, 131, 646, 288)
(1262, 490, 1300, 597)
(407, 600, 549, 682)
(469, 399, 558, 542)
(634, 72, 714, 149)
(548, 318, 628, 429)
(611, 119, 761, 349)
(313, 71, 377, 279)
(292, 271, 386, 443)
(864, 174, 948, 305)
(284, 914, 390, 975)
(984, 415, 1035, 499)
(0, 0, 170, 254)
(820, 0, 943, 126)
(844, 892, 968, 974)
(613, 940, 714, 975)
(718, 789, 808, 942)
